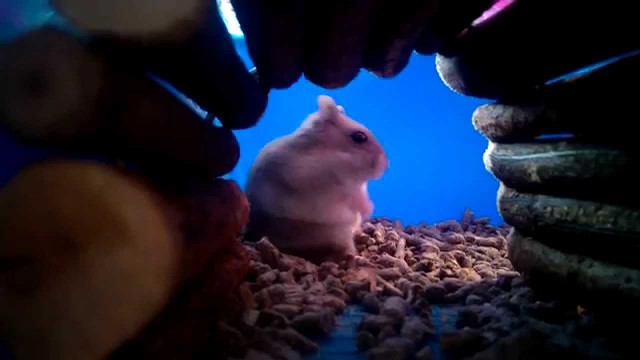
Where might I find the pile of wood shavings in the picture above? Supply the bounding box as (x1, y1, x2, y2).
(220, 212, 626, 360)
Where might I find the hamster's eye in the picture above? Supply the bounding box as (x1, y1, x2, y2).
(350, 131, 368, 144)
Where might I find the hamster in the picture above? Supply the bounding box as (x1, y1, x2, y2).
(243, 95, 389, 264)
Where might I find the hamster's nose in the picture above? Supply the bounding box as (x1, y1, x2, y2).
(380, 152, 389, 169)
(374, 153, 389, 177)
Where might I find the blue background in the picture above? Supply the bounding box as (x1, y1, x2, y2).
(0, 0, 503, 226)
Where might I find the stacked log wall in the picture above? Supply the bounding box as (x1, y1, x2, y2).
(434, 0, 640, 315)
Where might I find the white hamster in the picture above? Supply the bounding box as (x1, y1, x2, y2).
(244, 95, 389, 264)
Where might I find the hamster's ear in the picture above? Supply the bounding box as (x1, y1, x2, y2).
(296, 95, 341, 133)
(317, 95, 339, 117)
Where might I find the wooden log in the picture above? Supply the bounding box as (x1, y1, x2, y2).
(510, 225, 639, 271)
(0, 160, 179, 360)
(110, 179, 249, 360)
(485, 142, 639, 206)
(435, 0, 640, 99)
(108, 243, 249, 359)
(0, 159, 250, 360)
(303, 0, 386, 89)
(108, 214, 250, 359)
(497, 184, 640, 252)
(0, 26, 239, 178)
(114, 170, 251, 360)
(508, 229, 640, 312)
(52, 0, 267, 129)
(473, 103, 551, 143)
(472, 52, 640, 143)
(413, 0, 494, 55)
(51, 0, 209, 45)
(230, 0, 304, 89)
(108, 170, 251, 359)
(146, 170, 251, 284)
(362, 0, 435, 78)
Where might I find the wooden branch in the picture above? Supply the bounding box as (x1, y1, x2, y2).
(0, 27, 239, 178)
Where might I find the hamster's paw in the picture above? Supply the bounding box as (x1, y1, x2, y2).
(351, 191, 374, 220)
(362, 198, 374, 219)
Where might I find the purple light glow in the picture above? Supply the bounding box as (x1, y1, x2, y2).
(472, 0, 516, 26)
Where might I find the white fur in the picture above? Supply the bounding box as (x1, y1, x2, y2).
(245, 95, 388, 259)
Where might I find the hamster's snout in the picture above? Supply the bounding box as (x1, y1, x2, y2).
(371, 150, 389, 180)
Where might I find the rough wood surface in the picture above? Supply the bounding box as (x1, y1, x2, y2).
(508, 229, 640, 311)
(362, 0, 435, 78)
(85, 5, 267, 129)
(414, 0, 493, 56)
(149, 172, 251, 284)
(106, 176, 251, 359)
(0, 160, 250, 360)
(0, 27, 239, 178)
(109, 241, 250, 359)
(497, 184, 640, 250)
(52, 0, 209, 45)
(106, 173, 251, 360)
(303, 0, 386, 88)
(473, 103, 551, 143)
(472, 52, 640, 143)
(435, 0, 640, 99)
(0, 160, 180, 360)
(230, 0, 304, 89)
(484, 142, 638, 206)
